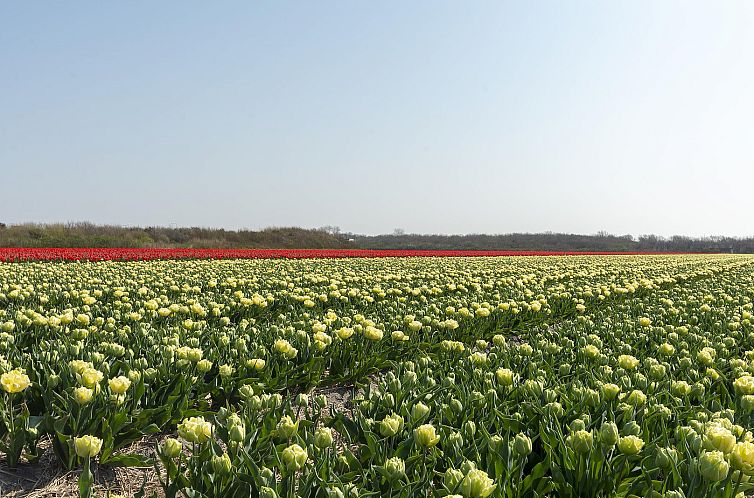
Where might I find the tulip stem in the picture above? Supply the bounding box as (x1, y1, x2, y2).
(732, 470, 744, 498)
(7, 394, 14, 436)
(79, 457, 94, 498)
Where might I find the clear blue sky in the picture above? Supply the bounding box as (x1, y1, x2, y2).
(2, 1, 753, 236)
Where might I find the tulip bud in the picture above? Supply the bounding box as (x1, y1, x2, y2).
(450, 398, 463, 414)
(270, 393, 283, 409)
(545, 401, 564, 418)
(459, 468, 496, 498)
(260, 466, 275, 482)
(411, 402, 430, 421)
(568, 430, 594, 454)
(74, 435, 103, 458)
(704, 425, 736, 454)
(48, 374, 61, 388)
(648, 364, 666, 381)
(599, 422, 619, 447)
(211, 452, 232, 475)
(74, 386, 94, 405)
(699, 450, 729, 481)
(730, 441, 754, 475)
(444, 468, 464, 490)
(162, 438, 183, 458)
(314, 427, 333, 449)
(570, 419, 586, 432)
(108, 375, 131, 395)
(626, 389, 647, 407)
(448, 431, 464, 448)
(196, 359, 212, 373)
(276, 415, 299, 440)
(229, 424, 246, 443)
(513, 433, 532, 457)
(384, 456, 406, 481)
(127, 370, 141, 383)
(618, 435, 644, 455)
(239, 385, 254, 400)
(248, 395, 263, 411)
(281, 443, 307, 472)
(655, 446, 678, 470)
(414, 424, 440, 448)
(177, 416, 213, 444)
(144, 368, 158, 381)
(379, 413, 404, 437)
(496, 368, 515, 387)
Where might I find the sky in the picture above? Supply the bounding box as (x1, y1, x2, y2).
(2, 2, 754, 237)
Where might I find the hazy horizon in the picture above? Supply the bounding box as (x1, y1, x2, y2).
(3, 1, 754, 237)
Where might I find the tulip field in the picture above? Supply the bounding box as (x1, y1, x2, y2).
(3, 254, 754, 497)
(0, 248, 657, 262)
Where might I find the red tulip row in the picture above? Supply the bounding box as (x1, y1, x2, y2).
(0, 248, 679, 262)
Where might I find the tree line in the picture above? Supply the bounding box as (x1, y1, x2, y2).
(0, 223, 353, 249)
(1, 223, 753, 253)
(349, 232, 754, 253)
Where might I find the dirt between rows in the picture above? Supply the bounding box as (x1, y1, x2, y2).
(0, 436, 164, 498)
(0, 379, 368, 498)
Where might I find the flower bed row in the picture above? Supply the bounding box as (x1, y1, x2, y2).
(0, 247, 683, 261)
